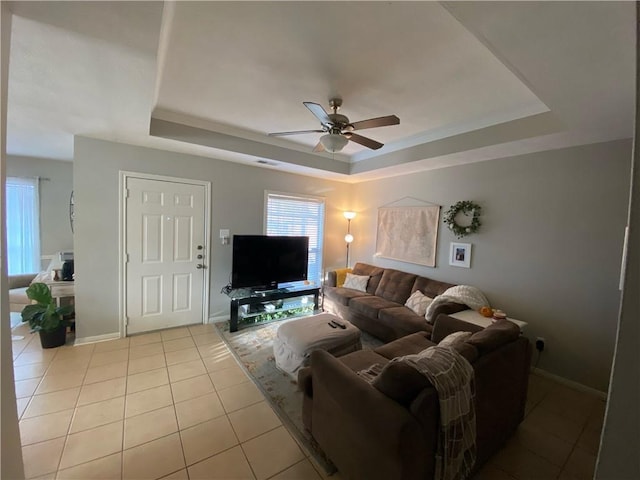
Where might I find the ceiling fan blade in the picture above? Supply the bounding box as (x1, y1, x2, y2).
(347, 133, 384, 150)
(268, 129, 325, 137)
(312, 141, 325, 153)
(303, 102, 332, 126)
(350, 115, 400, 131)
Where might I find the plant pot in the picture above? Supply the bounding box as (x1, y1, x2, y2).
(39, 326, 67, 349)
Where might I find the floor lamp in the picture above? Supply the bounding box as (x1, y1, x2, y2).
(344, 211, 356, 267)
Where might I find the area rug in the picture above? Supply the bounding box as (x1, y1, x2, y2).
(215, 317, 383, 473)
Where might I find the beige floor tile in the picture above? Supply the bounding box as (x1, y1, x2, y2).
(122, 432, 185, 480)
(14, 363, 49, 381)
(125, 384, 173, 418)
(241, 426, 305, 480)
(577, 426, 602, 455)
(175, 392, 225, 430)
(165, 347, 201, 366)
(563, 447, 597, 478)
(16, 396, 30, 418)
(511, 423, 574, 466)
(171, 374, 215, 404)
(77, 377, 126, 406)
(228, 401, 281, 442)
(218, 381, 264, 413)
(187, 445, 255, 480)
(69, 396, 125, 433)
(129, 332, 162, 347)
(126, 367, 169, 394)
(89, 348, 129, 368)
(209, 365, 250, 390)
(193, 333, 223, 347)
(160, 469, 189, 479)
(197, 342, 230, 360)
(271, 459, 323, 480)
(15, 378, 42, 398)
(124, 405, 178, 449)
(168, 359, 207, 383)
(55, 344, 95, 360)
(202, 353, 239, 373)
(522, 405, 585, 444)
(23, 387, 80, 418)
(35, 371, 85, 395)
(84, 361, 128, 385)
(128, 353, 166, 375)
(21, 437, 66, 479)
(585, 400, 606, 432)
(163, 336, 196, 353)
(56, 452, 122, 479)
(471, 462, 517, 480)
(59, 420, 123, 470)
(188, 323, 217, 336)
(180, 416, 239, 466)
(14, 349, 58, 367)
(45, 357, 90, 376)
(130, 342, 165, 360)
(538, 385, 599, 425)
(161, 327, 191, 341)
(19, 409, 74, 446)
(491, 441, 562, 480)
(93, 337, 131, 353)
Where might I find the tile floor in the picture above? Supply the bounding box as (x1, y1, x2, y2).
(11, 322, 605, 479)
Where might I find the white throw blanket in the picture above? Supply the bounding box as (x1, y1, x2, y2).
(398, 346, 476, 480)
(425, 285, 489, 323)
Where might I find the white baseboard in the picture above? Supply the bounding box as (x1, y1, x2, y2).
(74, 332, 122, 345)
(209, 314, 229, 323)
(532, 367, 607, 399)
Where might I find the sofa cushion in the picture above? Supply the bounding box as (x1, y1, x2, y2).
(377, 307, 434, 340)
(9, 287, 29, 305)
(454, 343, 479, 363)
(349, 296, 401, 320)
(323, 286, 369, 306)
(351, 263, 385, 295)
(439, 331, 472, 347)
(343, 273, 369, 292)
(375, 269, 417, 304)
(338, 348, 390, 373)
(375, 332, 435, 360)
(412, 276, 456, 299)
(467, 319, 520, 354)
(372, 360, 432, 406)
(404, 290, 433, 317)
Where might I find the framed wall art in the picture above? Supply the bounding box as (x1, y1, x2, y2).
(449, 242, 472, 268)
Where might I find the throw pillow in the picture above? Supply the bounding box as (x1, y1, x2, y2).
(30, 271, 51, 284)
(439, 331, 472, 347)
(372, 360, 432, 406)
(343, 273, 369, 292)
(334, 268, 353, 287)
(404, 290, 433, 317)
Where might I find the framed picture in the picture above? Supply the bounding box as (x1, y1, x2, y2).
(449, 242, 472, 268)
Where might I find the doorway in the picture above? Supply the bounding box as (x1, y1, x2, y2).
(121, 172, 210, 335)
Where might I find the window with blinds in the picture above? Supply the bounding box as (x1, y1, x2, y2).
(265, 192, 325, 288)
(6, 177, 41, 274)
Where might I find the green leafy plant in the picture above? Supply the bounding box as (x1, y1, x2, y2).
(443, 200, 482, 238)
(21, 282, 74, 333)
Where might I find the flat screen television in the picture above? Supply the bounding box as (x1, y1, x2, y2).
(231, 235, 309, 290)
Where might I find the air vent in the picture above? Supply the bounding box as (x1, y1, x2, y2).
(256, 160, 278, 166)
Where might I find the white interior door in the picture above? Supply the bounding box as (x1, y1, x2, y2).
(125, 176, 207, 335)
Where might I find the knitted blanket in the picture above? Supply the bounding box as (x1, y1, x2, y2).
(425, 285, 489, 323)
(398, 346, 476, 480)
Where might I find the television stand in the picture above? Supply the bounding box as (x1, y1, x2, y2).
(226, 286, 320, 332)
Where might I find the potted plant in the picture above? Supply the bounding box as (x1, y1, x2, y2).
(21, 282, 74, 348)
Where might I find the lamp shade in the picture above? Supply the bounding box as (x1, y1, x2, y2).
(345, 233, 354, 243)
(343, 211, 356, 220)
(319, 133, 348, 153)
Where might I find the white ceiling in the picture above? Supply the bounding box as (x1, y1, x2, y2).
(6, 1, 635, 183)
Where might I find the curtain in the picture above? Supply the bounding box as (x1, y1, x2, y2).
(266, 192, 325, 288)
(6, 177, 40, 274)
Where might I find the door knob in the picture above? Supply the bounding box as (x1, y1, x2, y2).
(197, 254, 203, 259)
(196, 264, 206, 269)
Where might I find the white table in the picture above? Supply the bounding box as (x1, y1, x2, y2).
(449, 309, 527, 332)
(44, 281, 75, 307)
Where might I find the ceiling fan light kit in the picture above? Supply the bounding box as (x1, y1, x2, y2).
(269, 98, 400, 153)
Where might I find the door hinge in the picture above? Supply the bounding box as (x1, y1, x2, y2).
(125, 317, 129, 326)
(125, 253, 130, 263)
(124, 188, 130, 199)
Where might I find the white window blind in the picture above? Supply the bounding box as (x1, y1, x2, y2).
(265, 192, 325, 288)
(6, 177, 41, 274)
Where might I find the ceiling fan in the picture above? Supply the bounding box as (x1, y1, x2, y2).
(268, 98, 400, 153)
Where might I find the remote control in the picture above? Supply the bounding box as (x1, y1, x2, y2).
(330, 320, 346, 329)
(327, 322, 337, 328)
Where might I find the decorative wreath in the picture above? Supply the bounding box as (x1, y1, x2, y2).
(443, 200, 482, 238)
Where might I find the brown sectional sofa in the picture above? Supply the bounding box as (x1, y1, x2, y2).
(299, 314, 532, 480)
(8, 273, 36, 312)
(323, 262, 468, 342)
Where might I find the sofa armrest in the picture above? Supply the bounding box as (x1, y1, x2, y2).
(325, 270, 337, 288)
(8, 273, 37, 290)
(309, 349, 431, 480)
(431, 313, 484, 343)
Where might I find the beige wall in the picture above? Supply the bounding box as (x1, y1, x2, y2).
(351, 140, 631, 391)
(7, 155, 74, 262)
(73, 137, 352, 340)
